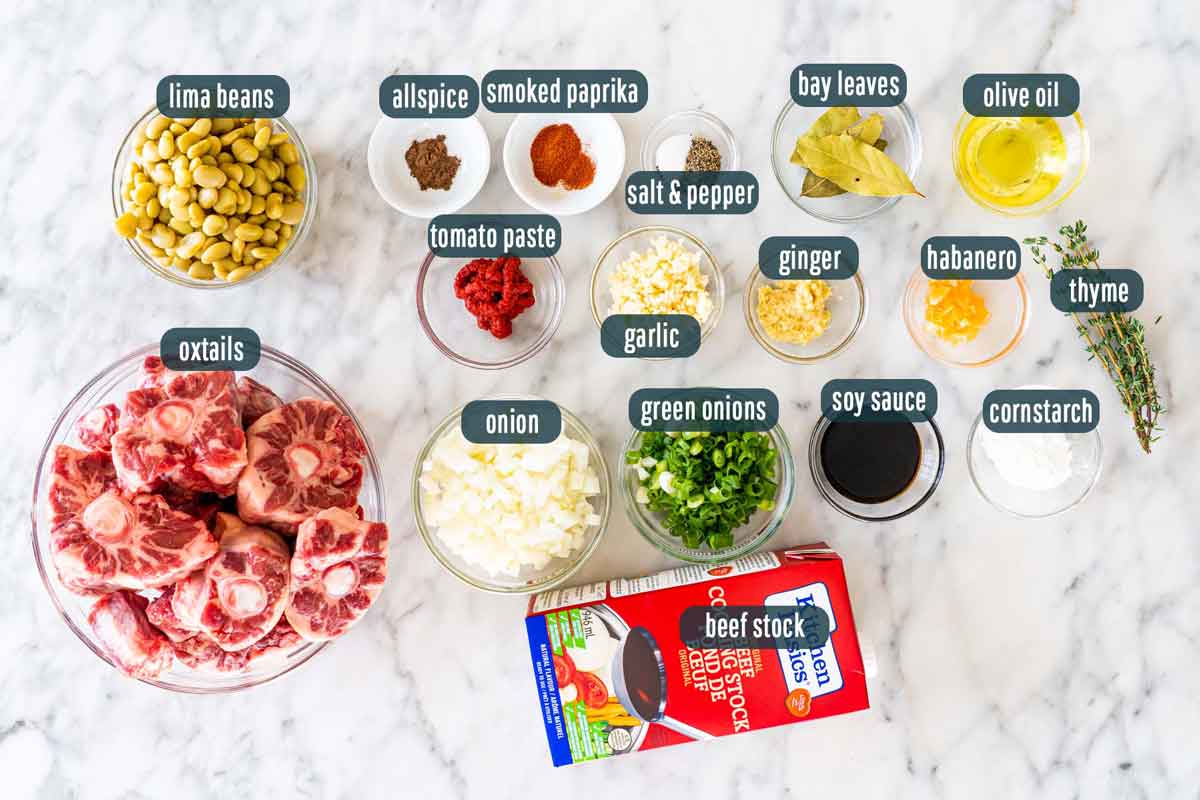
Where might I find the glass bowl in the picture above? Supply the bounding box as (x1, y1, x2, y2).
(966, 413, 1103, 517)
(743, 264, 868, 363)
(771, 99, 922, 224)
(589, 226, 725, 354)
(620, 427, 795, 563)
(902, 270, 1030, 367)
(416, 252, 565, 369)
(808, 415, 944, 522)
(111, 106, 318, 289)
(412, 396, 611, 593)
(30, 344, 385, 693)
(952, 112, 1089, 217)
(640, 109, 740, 172)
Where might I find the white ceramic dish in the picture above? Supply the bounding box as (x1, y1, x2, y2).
(368, 115, 490, 218)
(502, 113, 625, 216)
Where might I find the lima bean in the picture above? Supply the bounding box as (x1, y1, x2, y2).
(114, 212, 137, 238)
(193, 165, 227, 189)
(201, 241, 232, 263)
(234, 223, 264, 242)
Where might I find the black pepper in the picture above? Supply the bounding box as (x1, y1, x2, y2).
(684, 136, 722, 171)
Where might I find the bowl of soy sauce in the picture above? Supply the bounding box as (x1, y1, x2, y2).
(808, 415, 945, 522)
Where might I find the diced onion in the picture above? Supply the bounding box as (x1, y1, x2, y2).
(419, 429, 603, 577)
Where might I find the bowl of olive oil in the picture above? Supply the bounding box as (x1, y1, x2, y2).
(952, 112, 1088, 217)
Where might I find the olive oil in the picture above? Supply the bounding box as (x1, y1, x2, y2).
(820, 420, 921, 504)
(957, 116, 1066, 208)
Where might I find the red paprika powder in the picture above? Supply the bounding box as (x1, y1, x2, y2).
(453, 256, 536, 339)
(530, 124, 596, 190)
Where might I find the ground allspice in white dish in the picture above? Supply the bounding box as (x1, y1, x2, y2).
(406, 135, 460, 191)
(418, 428, 602, 577)
(979, 427, 1074, 491)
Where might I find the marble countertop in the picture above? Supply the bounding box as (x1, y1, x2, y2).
(2, 1, 1197, 797)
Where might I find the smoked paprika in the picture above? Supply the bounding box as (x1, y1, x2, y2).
(530, 124, 596, 190)
(453, 256, 536, 339)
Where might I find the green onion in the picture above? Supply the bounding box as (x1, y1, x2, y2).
(626, 430, 778, 552)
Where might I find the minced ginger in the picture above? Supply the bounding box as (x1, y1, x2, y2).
(756, 279, 832, 344)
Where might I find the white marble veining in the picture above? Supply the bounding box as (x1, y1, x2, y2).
(1, 1, 1198, 797)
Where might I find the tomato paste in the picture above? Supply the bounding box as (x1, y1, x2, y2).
(523, 545, 871, 766)
(453, 256, 536, 339)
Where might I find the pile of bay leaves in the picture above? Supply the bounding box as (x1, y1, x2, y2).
(789, 106, 923, 198)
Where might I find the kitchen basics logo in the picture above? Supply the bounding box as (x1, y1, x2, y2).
(764, 582, 844, 699)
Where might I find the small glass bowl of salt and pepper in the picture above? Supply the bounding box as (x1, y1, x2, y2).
(640, 110, 740, 172)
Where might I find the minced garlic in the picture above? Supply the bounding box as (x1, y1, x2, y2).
(756, 279, 832, 344)
(607, 236, 714, 322)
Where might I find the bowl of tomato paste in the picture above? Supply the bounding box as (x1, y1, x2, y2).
(416, 251, 566, 369)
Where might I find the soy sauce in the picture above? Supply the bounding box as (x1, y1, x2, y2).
(820, 420, 921, 504)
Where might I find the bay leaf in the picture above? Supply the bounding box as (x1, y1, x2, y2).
(801, 138, 889, 198)
(789, 106, 859, 165)
(802, 113, 886, 198)
(805, 106, 861, 139)
(795, 133, 923, 197)
(846, 113, 884, 146)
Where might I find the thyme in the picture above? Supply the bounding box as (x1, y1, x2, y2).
(1023, 221, 1164, 453)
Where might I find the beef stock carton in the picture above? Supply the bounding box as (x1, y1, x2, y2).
(523, 544, 871, 766)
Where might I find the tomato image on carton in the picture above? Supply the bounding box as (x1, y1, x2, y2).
(523, 545, 870, 765)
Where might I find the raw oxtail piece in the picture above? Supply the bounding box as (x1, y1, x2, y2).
(197, 525, 291, 651)
(171, 569, 209, 630)
(159, 485, 221, 527)
(248, 617, 304, 660)
(235, 617, 304, 666)
(111, 366, 247, 497)
(144, 568, 212, 644)
(47, 445, 118, 527)
(75, 404, 120, 452)
(137, 355, 170, 388)
(236, 376, 284, 428)
(171, 633, 251, 672)
(146, 584, 200, 643)
(47, 445, 218, 594)
(87, 590, 174, 679)
(147, 569, 297, 672)
(172, 617, 301, 672)
(237, 398, 366, 534)
(286, 507, 389, 642)
(46, 445, 119, 593)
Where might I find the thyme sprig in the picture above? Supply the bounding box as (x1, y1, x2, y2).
(1023, 221, 1163, 453)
